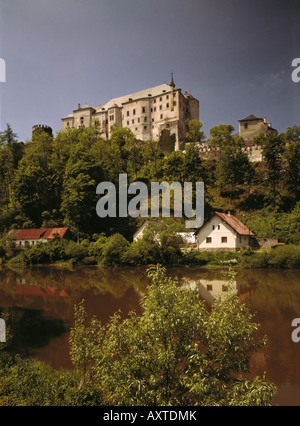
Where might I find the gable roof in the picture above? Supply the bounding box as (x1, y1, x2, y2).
(195, 213, 254, 236)
(215, 213, 254, 236)
(239, 114, 263, 122)
(13, 228, 69, 241)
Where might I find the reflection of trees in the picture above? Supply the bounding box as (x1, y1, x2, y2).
(2, 265, 148, 300)
(6, 307, 67, 359)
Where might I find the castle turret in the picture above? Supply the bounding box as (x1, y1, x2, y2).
(32, 124, 53, 138)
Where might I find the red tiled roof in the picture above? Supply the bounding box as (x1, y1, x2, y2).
(42, 228, 69, 239)
(215, 212, 254, 236)
(14, 227, 68, 240)
(15, 228, 47, 240)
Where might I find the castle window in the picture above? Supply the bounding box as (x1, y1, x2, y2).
(144, 125, 147, 130)
(144, 117, 147, 122)
(166, 95, 169, 99)
(133, 109, 136, 115)
(166, 103, 169, 108)
(142, 107, 146, 113)
(174, 101, 177, 106)
(160, 114, 163, 120)
(127, 111, 130, 117)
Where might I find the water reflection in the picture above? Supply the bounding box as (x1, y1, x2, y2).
(0, 264, 299, 406)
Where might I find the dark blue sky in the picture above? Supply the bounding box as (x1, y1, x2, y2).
(0, 0, 299, 141)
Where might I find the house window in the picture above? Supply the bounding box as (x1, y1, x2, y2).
(221, 237, 228, 243)
(207, 285, 213, 291)
(244, 123, 248, 129)
(218, 225, 220, 230)
(206, 237, 212, 244)
(212, 225, 215, 230)
(80, 117, 84, 125)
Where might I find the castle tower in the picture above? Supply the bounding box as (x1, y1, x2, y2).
(32, 124, 53, 138)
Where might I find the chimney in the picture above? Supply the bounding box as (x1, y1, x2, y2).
(78, 103, 81, 110)
(264, 117, 267, 124)
(228, 211, 231, 217)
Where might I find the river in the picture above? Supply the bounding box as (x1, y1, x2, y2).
(0, 264, 299, 406)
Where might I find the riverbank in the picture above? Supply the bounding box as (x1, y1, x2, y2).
(4, 236, 300, 269)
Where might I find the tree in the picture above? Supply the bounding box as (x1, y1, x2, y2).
(216, 138, 253, 197)
(61, 144, 104, 240)
(0, 123, 18, 146)
(259, 133, 285, 207)
(209, 124, 236, 149)
(69, 266, 277, 406)
(185, 119, 206, 143)
(284, 141, 300, 200)
(13, 130, 57, 224)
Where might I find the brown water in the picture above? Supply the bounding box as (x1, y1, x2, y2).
(0, 264, 299, 406)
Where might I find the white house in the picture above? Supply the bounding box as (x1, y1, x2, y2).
(195, 212, 254, 251)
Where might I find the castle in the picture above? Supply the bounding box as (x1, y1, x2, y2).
(61, 75, 199, 150)
(61, 76, 281, 162)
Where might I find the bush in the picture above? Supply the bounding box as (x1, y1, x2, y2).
(101, 234, 130, 266)
(240, 245, 300, 269)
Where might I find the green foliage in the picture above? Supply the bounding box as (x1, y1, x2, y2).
(68, 266, 277, 406)
(101, 233, 130, 266)
(0, 121, 299, 252)
(185, 119, 206, 143)
(0, 354, 102, 406)
(240, 245, 300, 269)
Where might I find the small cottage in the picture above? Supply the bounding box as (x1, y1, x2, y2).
(195, 212, 254, 251)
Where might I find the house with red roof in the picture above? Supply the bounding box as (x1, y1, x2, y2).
(195, 212, 254, 251)
(10, 227, 70, 249)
